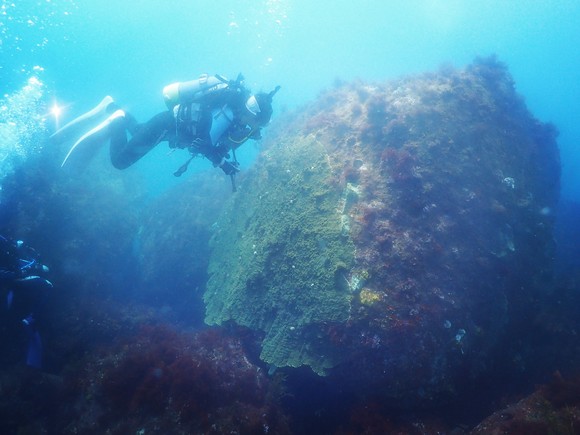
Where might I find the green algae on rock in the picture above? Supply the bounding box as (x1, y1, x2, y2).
(205, 134, 355, 374)
(204, 56, 560, 400)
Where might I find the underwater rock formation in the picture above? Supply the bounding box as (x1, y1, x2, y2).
(60, 325, 290, 434)
(0, 322, 289, 434)
(471, 372, 580, 434)
(204, 57, 560, 402)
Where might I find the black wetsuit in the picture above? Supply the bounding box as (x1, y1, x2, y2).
(0, 235, 51, 367)
(0, 236, 50, 321)
(0, 235, 21, 286)
(108, 87, 250, 172)
(109, 110, 175, 169)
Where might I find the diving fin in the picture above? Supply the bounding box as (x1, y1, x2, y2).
(25, 330, 42, 369)
(22, 316, 42, 369)
(61, 109, 125, 169)
(7, 289, 13, 309)
(51, 95, 114, 142)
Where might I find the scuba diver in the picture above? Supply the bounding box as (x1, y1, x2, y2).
(53, 73, 280, 190)
(0, 234, 52, 368)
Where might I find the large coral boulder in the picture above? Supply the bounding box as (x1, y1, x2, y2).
(204, 57, 560, 402)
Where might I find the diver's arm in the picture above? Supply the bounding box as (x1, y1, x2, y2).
(204, 142, 228, 165)
(198, 140, 237, 175)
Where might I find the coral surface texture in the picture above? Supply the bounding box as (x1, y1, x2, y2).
(205, 57, 560, 402)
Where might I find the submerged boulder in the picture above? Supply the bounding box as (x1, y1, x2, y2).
(204, 57, 560, 401)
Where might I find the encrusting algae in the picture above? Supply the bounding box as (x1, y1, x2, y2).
(204, 56, 560, 403)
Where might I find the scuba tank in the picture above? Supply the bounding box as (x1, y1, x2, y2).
(163, 73, 229, 110)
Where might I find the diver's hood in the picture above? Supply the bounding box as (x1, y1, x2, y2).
(245, 85, 281, 125)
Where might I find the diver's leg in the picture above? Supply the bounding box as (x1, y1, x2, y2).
(16, 276, 52, 368)
(110, 111, 174, 169)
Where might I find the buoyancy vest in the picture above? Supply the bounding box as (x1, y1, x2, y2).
(163, 74, 234, 149)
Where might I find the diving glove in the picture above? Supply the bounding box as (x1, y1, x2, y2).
(220, 160, 240, 175)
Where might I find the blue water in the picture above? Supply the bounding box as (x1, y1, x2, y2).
(2, 2, 580, 431)
(1, 0, 579, 199)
